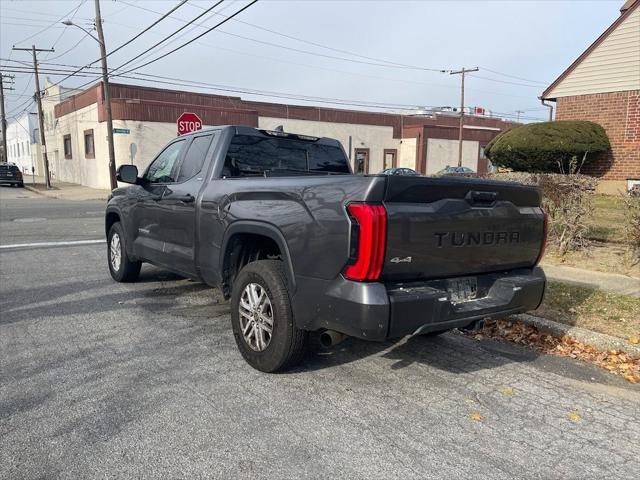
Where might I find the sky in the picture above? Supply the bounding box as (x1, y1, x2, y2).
(0, 0, 628, 123)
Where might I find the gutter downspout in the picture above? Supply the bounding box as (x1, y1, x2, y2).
(539, 96, 554, 121)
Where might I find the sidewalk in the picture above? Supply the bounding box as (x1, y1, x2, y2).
(23, 176, 110, 201)
(541, 262, 640, 298)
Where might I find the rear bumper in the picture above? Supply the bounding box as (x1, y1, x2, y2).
(0, 177, 23, 184)
(293, 267, 545, 341)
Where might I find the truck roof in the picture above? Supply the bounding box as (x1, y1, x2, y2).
(180, 125, 343, 147)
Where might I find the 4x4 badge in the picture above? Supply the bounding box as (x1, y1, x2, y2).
(390, 256, 412, 264)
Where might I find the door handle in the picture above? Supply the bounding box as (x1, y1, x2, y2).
(466, 190, 497, 207)
(174, 194, 195, 204)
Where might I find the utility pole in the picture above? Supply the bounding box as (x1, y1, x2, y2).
(12, 46, 54, 188)
(450, 67, 479, 167)
(94, 0, 117, 190)
(515, 110, 524, 122)
(0, 73, 15, 164)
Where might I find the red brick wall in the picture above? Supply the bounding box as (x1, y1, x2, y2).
(555, 90, 640, 180)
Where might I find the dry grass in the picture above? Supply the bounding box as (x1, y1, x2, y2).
(535, 282, 640, 339)
(586, 195, 626, 244)
(544, 241, 640, 277)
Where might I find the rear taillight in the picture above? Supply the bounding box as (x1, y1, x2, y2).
(16, 170, 23, 178)
(343, 203, 387, 281)
(535, 209, 548, 265)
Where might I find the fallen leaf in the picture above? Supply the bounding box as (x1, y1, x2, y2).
(629, 335, 640, 345)
(623, 373, 639, 384)
(568, 412, 581, 422)
(470, 412, 483, 421)
(499, 388, 514, 396)
(464, 399, 474, 404)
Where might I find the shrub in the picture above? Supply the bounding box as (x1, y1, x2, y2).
(485, 121, 610, 173)
(487, 172, 598, 255)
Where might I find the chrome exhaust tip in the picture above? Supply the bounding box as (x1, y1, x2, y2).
(319, 330, 347, 348)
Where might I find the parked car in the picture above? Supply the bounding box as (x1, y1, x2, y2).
(380, 167, 419, 176)
(0, 163, 24, 187)
(106, 126, 547, 372)
(437, 166, 476, 176)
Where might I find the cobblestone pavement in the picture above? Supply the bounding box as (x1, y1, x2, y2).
(1, 187, 639, 479)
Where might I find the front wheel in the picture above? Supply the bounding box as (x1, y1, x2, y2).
(107, 222, 141, 282)
(230, 260, 307, 373)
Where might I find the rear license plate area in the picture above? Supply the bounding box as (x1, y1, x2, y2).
(447, 277, 478, 303)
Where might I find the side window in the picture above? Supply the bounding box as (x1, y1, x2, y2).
(177, 134, 213, 183)
(144, 140, 186, 183)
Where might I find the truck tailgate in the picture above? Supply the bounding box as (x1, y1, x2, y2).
(382, 176, 544, 282)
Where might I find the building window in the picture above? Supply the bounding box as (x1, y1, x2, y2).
(63, 134, 72, 159)
(84, 129, 95, 159)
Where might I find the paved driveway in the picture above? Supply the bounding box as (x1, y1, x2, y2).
(1, 187, 639, 479)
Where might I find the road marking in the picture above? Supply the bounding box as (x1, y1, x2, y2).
(0, 239, 105, 250)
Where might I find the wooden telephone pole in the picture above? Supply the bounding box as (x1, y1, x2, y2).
(450, 67, 479, 167)
(94, 0, 117, 190)
(12, 45, 54, 188)
(0, 73, 15, 164)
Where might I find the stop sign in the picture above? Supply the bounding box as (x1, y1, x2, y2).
(177, 112, 203, 135)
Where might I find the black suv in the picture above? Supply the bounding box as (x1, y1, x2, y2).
(0, 163, 24, 187)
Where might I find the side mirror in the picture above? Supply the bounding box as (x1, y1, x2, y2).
(117, 164, 139, 184)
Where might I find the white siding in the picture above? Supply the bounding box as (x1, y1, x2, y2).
(399, 138, 417, 169)
(546, 6, 640, 98)
(425, 139, 479, 174)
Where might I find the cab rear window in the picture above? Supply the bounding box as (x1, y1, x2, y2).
(223, 135, 350, 177)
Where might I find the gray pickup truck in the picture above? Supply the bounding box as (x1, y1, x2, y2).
(106, 125, 547, 372)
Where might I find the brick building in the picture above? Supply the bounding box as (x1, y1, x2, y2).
(46, 81, 515, 189)
(542, 0, 640, 193)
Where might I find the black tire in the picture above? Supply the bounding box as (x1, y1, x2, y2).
(107, 222, 141, 282)
(230, 260, 307, 373)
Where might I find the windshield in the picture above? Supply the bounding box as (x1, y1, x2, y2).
(223, 134, 350, 177)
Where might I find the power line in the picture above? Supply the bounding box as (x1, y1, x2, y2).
(111, 1, 259, 77)
(45, 33, 89, 61)
(5, 63, 443, 112)
(187, 0, 450, 73)
(9, 3, 87, 49)
(112, 1, 223, 72)
(117, 2, 237, 73)
(479, 67, 547, 86)
(106, 0, 190, 60)
(468, 74, 544, 88)
(44, 1, 86, 62)
(118, 0, 449, 73)
(43, 0, 192, 91)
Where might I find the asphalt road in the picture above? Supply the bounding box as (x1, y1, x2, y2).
(1, 185, 639, 479)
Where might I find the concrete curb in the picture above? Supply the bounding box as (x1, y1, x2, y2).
(509, 313, 640, 357)
(23, 184, 60, 199)
(541, 263, 640, 297)
(23, 184, 108, 201)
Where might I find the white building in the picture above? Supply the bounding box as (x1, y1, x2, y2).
(51, 82, 516, 189)
(5, 112, 37, 174)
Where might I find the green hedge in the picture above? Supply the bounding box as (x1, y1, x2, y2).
(485, 121, 610, 173)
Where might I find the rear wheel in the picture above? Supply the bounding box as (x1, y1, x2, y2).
(107, 222, 141, 282)
(230, 260, 307, 372)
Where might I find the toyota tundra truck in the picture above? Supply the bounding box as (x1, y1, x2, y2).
(105, 126, 547, 372)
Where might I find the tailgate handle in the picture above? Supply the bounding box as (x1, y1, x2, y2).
(466, 190, 497, 207)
